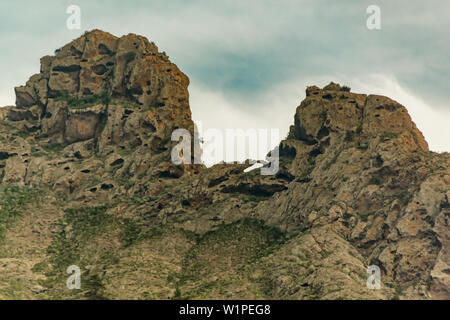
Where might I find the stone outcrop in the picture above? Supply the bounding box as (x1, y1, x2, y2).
(15, 30, 188, 109)
(0, 30, 448, 300)
(252, 84, 449, 299)
(3, 30, 201, 191)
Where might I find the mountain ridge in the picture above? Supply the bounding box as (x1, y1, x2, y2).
(0, 30, 448, 300)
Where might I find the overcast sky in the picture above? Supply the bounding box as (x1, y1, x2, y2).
(0, 0, 449, 164)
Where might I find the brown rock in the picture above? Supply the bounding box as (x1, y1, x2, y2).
(0, 32, 448, 300)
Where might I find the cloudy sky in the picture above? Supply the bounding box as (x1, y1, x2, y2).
(0, 0, 449, 164)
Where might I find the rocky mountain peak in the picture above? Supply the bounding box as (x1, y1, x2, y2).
(288, 82, 428, 154)
(15, 29, 186, 109)
(1, 30, 201, 192)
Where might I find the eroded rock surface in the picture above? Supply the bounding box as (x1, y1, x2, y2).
(0, 31, 448, 300)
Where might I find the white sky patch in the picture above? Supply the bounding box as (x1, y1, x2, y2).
(189, 82, 297, 167)
(0, 91, 14, 107)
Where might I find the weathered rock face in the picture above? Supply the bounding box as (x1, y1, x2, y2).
(4, 30, 201, 190)
(252, 83, 449, 299)
(16, 30, 189, 109)
(0, 32, 448, 300)
(289, 83, 428, 152)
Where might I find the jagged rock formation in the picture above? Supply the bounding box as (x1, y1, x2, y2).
(1, 30, 201, 194)
(0, 31, 448, 300)
(253, 82, 449, 299)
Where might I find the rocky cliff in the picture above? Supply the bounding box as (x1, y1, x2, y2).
(0, 30, 448, 300)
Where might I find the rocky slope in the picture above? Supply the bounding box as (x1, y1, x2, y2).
(0, 30, 448, 300)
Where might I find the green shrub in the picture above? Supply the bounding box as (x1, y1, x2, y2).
(42, 142, 65, 152)
(55, 91, 108, 109)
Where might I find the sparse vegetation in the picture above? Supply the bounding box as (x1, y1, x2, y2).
(0, 29, 445, 301)
(55, 91, 112, 109)
(12, 131, 32, 138)
(0, 186, 41, 241)
(100, 91, 111, 107)
(356, 121, 363, 134)
(391, 285, 404, 300)
(110, 98, 140, 109)
(359, 211, 376, 222)
(242, 194, 268, 203)
(42, 142, 65, 153)
(43, 206, 116, 299)
(357, 142, 368, 150)
(129, 194, 157, 205)
(175, 219, 287, 299)
(120, 218, 163, 247)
